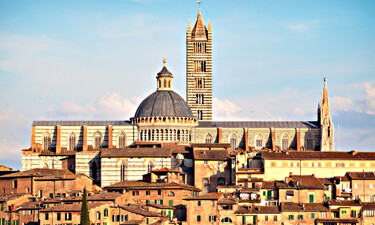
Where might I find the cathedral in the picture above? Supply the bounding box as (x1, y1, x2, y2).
(22, 8, 334, 187)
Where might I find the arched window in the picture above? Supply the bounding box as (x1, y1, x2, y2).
(43, 132, 51, 150)
(203, 178, 210, 194)
(120, 162, 127, 181)
(218, 177, 225, 185)
(104, 209, 108, 217)
(282, 134, 289, 150)
(118, 132, 126, 148)
(168, 191, 175, 197)
(230, 134, 237, 150)
(205, 134, 212, 143)
(164, 79, 167, 88)
(256, 135, 263, 150)
(96, 211, 100, 220)
(177, 130, 181, 141)
(221, 217, 233, 223)
(69, 133, 76, 150)
(306, 134, 314, 150)
(197, 110, 203, 120)
(93, 131, 102, 149)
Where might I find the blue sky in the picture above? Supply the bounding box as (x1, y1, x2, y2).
(0, 0, 374, 169)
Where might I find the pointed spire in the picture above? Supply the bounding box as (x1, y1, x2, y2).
(188, 19, 191, 31)
(163, 56, 167, 67)
(208, 19, 211, 30)
(322, 77, 329, 105)
(191, 7, 207, 40)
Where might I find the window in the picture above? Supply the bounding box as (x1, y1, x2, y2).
(132, 191, 139, 196)
(93, 131, 102, 149)
(309, 194, 314, 203)
(112, 215, 119, 222)
(104, 209, 108, 217)
(306, 134, 314, 150)
(208, 216, 216, 222)
(96, 211, 101, 219)
(220, 217, 233, 223)
(256, 135, 263, 150)
(205, 134, 212, 143)
(118, 132, 126, 148)
(13, 180, 17, 188)
(45, 213, 49, 220)
(197, 110, 203, 120)
(288, 215, 294, 220)
(146, 190, 150, 195)
(195, 78, 204, 88)
(265, 215, 268, 221)
(122, 215, 128, 222)
(198, 201, 201, 206)
(273, 215, 277, 221)
(319, 212, 327, 218)
(57, 213, 61, 221)
(313, 162, 321, 167)
(168, 191, 175, 197)
(43, 132, 51, 150)
(291, 162, 299, 167)
(230, 134, 237, 150)
(169, 200, 173, 207)
(197, 215, 201, 222)
(298, 215, 303, 220)
(354, 183, 359, 189)
(146, 200, 150, 204)
(371, 184, 374, 189)
(65, 213, 72, 221)
(158, 190, 162, 195)
(39, 190, 42, 198)
(69, 133, 76, 150)
(120, 162, 127, 182)
(311, 213, 315, 219)
(282, 134, 289, 150)
(196, 94, 204, 104)
(365, 210, 375, 217)
(336, 162, 344, 167)
(193, 61, 206, 72)
(194, 43, 206, 53)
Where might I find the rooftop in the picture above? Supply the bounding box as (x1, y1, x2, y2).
(262, 151, 375, 161)
(193, 149, 229, 161)
(101, 148, 172, 158)
(184, 192, 223, 200)
(198, 121, 319, 128)
(104, 181, 200, 191)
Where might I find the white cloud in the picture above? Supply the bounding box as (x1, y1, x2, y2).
(364, 82, 375, 115)
(212, 97, 243, 121)
(287, 20, 319, 33)
(0, 138, 23, 169)
(332, 96, 354, 112)
(48, 92, 139, 120)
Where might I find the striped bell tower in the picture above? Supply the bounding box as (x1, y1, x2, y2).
(186, 8, 212, 121)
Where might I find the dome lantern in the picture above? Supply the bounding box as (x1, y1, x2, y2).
(156, 57, 173, 91)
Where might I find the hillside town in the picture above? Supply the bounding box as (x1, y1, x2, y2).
(0, 5, 373, 225)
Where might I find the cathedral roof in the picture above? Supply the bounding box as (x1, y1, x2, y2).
(134, 90, 193, 118)
(32, 120, 131, 126)
(198, 121, 319, 128)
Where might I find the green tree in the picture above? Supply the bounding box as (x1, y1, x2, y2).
(80, 188, 90, 225)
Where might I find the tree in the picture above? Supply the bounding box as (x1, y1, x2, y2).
(80, 188, 90, 225)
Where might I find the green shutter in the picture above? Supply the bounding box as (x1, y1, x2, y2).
(169, 200, 173, 207)
(263, 191, 266, 196)
(155, 200, 157, 204)
(309, 194, 314, 203)
(146, 218, 149, 224)
(267, 190, 272, 200)
(311, 213, 315, 219)
(242, 216, 246, 224)
(49, 193, 53, 198)
(160, 200, 163, 205)
(214, 216, 216, 222)
(146, 200, 150, 204)
(209, 216, 211, 222)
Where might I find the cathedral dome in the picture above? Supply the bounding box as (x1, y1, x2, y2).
(134, 90, 193, 118)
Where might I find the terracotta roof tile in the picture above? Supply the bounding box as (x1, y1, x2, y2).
(284, 175, 324, 190)
(121, 220, 142, 225)
(146, 203, 174, 210)
(101, 148, 172, 158)
(328, 200, 361, 207)
(262, 151, 375, 161)
(362, 203, 375, 210)
(40, 202, 108, 212)
(235, 206, 280, 214)
(0, 168, 73, 179)
(104, 181, 200, 191)
(121, 204, 161, 217)
(0, 193, 29, 202)
(193, 149, 229, 160)
(184, 192, 223, 200)
(346, 172, 375, 180)
(280, 203, 329, 212)
(217, 198, 237, 205)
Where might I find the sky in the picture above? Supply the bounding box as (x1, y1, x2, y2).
(0, 0, 374, 170)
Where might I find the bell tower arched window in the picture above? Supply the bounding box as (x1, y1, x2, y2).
(93, 131, 102, 149)
(230, 134, 237, 150)
(205, 134, 212, 143)
(282, 134, 289, 150)
(43, 132, 51, 150)
(256, 135, 263, 150)
(69, 133, 76, 150)
(118, 132, 126, 148)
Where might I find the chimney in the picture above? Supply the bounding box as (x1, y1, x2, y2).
(351, 150, 358, 155)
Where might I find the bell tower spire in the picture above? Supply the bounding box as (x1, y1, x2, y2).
(319, 78, 334, 151)
(186, 5, 213, 121)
